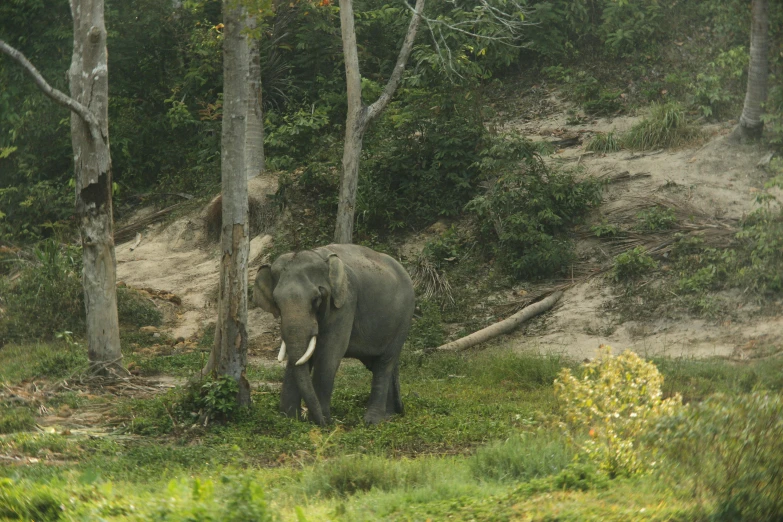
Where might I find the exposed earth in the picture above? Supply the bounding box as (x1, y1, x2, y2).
(115, 95, 782, 363)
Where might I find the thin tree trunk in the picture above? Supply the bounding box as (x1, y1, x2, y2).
(732, 0, 769, 142)
(436, 292, 563, 351)
(69, 0, 124, 376)
(204, 0, 251, 406)
(0, 5, 124, 376)
(333, 0, 424, 244)
(245, 15, 265, 180)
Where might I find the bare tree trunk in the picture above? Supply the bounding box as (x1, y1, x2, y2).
(204, 0, 251, 406)
(333, 0, 424, 244)
(245, 15, 265, 181)
(732, 0, 769, 142)
(68, 0, 123, 376)
(0, 6, 124, 376)
(436, 292, 563, 352)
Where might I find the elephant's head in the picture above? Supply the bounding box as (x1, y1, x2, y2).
(252, 250, 348, 424)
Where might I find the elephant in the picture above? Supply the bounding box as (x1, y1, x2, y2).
(252, 244, 415, 425)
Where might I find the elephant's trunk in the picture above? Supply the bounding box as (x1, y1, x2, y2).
(292, 361, 326, 425)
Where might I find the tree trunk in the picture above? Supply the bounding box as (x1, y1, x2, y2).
(245, 15, 265, 181)
(205, 0, 251, 406)
(333, 0, 424, 244)
(436, 292, 563, 352)
(732, 0, 769, 142)
(69, 0, 124, 376)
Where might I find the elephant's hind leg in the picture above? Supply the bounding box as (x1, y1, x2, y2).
(385, 362, 404, 416)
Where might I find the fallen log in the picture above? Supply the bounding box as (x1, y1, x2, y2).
(114, 202, 183, 244)
(435, 291, 564, 352)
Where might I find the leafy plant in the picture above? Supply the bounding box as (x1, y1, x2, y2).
(185, 375, 241, 424)
(691, 46, 748, 119)
(634, 205, 677, 232)
(590, 221, 621, 238)
(555, 346, 681, 477)
(612, 246, 658, 281)
(469, 431, 574, 482)
(652, 392, 783, 521)
(468, 135, 603, 279)
(622, 102, 701, 151)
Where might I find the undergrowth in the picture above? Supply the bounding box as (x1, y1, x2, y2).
(622, 102, 701, 151)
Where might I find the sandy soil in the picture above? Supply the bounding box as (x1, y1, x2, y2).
(115, 102, 782, 362)
(116, 176, 281, 356)
(501, 100, 782, 360)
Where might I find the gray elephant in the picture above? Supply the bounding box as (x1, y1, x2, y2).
(252, 244, 415, 425)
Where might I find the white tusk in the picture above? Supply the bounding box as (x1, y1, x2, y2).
(277, 341, 287, 362)
(295, 336, 317, 366)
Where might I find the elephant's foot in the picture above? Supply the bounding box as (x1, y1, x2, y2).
(363, 408, 393, 425)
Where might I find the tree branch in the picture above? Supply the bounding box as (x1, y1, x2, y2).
(0, 39, 100, 130)
(365, 0, 426, 125)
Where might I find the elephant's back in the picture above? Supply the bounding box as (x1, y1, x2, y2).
(319, 244, 414, 312)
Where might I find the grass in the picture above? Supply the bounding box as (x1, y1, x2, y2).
(1, 338, 781, 520)
(586, 131, 622, 153)
(622, 102, 701, 151)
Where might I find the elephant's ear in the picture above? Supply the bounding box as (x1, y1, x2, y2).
(253, 264, 280, 318)
(328, 254, 348, 309)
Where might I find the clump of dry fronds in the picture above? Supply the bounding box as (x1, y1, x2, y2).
(409, 256, 454, 306)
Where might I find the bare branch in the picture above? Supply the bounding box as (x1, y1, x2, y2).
(0, 39, 99, 130)
(365, 0, 426, 124)
(406, 0, 531, 75)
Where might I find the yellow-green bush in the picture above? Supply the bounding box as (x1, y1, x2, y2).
(554, 346, 681, 476)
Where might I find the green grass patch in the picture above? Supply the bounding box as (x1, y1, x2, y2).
(622, 102, 701, 151)
(586, 131, 622, 153)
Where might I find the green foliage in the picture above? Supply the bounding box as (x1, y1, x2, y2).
(469, 431, 574, 482)
(585, 131, 621, 154)
(543, 67, 623, 116)
(180, 375, 241, 424)
(652, 392, 783, 521)
(591, 221, 621, 238)
(358, 87, 487, 233)
(622, 102, 701, 151)
(735, 208, 783, 294)
(555, 347, 681, 477)
(634, 205, 677, 232)
(467, 135, 603, 279)
(522, 0, 666, 59)
(612, 246, 657, 281)
(0, 241, 162, 344)
(0, 407, 36, 434)
(305, 454, 434, 497)
(407, 299, 445, 351)
(117, 287, 163, 328)
(691, 46, 748, 119)
(0, 240, 83, 344)
(0, 478, 66, 521)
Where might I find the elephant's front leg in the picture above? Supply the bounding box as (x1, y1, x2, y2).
(280, 365, 303, 419)
(311, 349, 344, 424)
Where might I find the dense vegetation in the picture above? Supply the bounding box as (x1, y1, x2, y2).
(4, 0, 783, 519)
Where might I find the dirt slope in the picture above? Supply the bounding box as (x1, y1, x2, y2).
(116, 176, 280, 354)
(503, 103, 782, 360)
(115, 108, 781, 361)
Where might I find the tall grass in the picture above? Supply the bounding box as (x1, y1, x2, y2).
(469, 431, 574, 481)
(622, 102, 701, 151)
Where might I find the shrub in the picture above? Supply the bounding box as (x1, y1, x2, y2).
(305, 454, 433, 497)
(0, 407, 36, 434)
(554, 346, 681, 477)
(612, 246, 658, 281)
(622, 102, 701, 151)
(0, 240, 161, 344)
(634, 206, 677, 232)
(468, 136, 603, 279)
(406, 298, 445, 351)
(651, 392, 783, 521)
(470, 431, 574, 482)
(0, 478, 66, 522)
